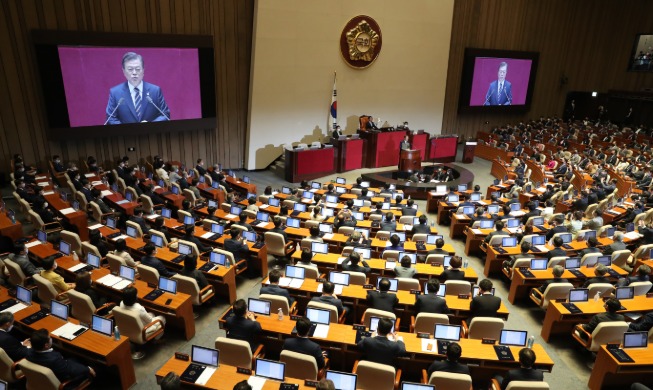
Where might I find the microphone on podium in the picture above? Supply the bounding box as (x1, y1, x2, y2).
(104, 97, 124, 125)
(146, 94, 170, 121)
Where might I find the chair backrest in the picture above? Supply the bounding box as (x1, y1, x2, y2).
(106, 253, 127, 274)
(264, 232, 287, 257)
(630, 281, 653, 296)
(588, 321, 630, 351)
(136, 264, 160, 286)
(177, 209, 192, 223)
(634, 244, 653, 259)
(0, 348, 20, 383)
(425, 254, 446, 265)
(231, 224, 248, 235)
(488, 235, 506, 246)
(511, 258, 532, 271)
(375, 231, 390, 240)
(413, 313, 449, 334)
(214, 336, 253, 369)
(32, 275, 59, 307)
(60, 230, 82, 254)
(468, 317, 505, 340)
(81, 242, 101, 258)
(259, 294, 291, 315)
(28, 210, 45, 230)
(519, 235, 537, 245)
(399, 216, 414, 225)
(300, 238, 315, 251)
(139, 194, 155, 213)
(444, 280, 472, 295)
(412, 234, 428, 243)
(505, 381, 550, 390)
(177, 240, 200, 257)
(342, 271, 367, 286)
(369, 214, 383, 222)
(547, 256, 567, 268)
(338, 226, 354, 236)
(306, 301, 340, 324)
(355, 361, 396, 390)
(586, 283, 615, 298)
(396, 277, 420, 291)
(172, 274, 201, 305)
(381, 250, 401, 261)
(610, 250, 631, 268)
(538, 282, 574, 309)
(4, 259, 27, 286)
(580, 253, 601, 266)
(111, 306, 148, 345)
(89, 201, 103, 223)
(294, 264, 319, 279)
(280, 350, 318, 380)
(125, 187, 139, 205)
(428, 371, 473, 390)
(201, 218, 220, 231)
(183, 189, 197, 206)
(125, 221, 144, 238)
(362, 308, 396, 328)
(19, 359, 61, 390)
(67, 289, 96, 324)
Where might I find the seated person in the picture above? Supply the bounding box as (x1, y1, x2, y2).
(545, 216, 568, 240)
(296, 249, 319, 270)
(282, 317, 326, 369)
(427, 342, 470, 377)
(129, 208, 150, 235)
(40, 256, 74, 294)
(538, 265, 568, 292)
(310, 281, 346, 316)
(394, 255, 416, 278)
(427, 238, 449, 256)
(579, 237, 601, 257)
(618, 264, 651, 287)
(547, 236, 567, 260)
(179, 254, 209, 290)
(74, 271, 107, 308)
(628, 312, 653, 332)
(224, 299, 262, 351)
(0, 312, 30, 361)
(402, 199, 418, 216)
(379, 212, 397, 232)
(581, 264, 611, 288)
(234, 213, 254, 232)
(152, 217, 173, 242)
(119, 286, 166, 339)
(503, 241, 533, 269)
(27, 329, 95, 386)
(9, 243, 41, 276)
(224, 228, 251, 270)
(384, 234, 404, 252)
(356, 318, 405, 366)
(270, 216, 289, 241)
(498, 348, 544, 389)
(581, 297, 624, 334)
(411, 215, 431, 234)
(182, 225, 211, 253)
(366, 277, 398, 312)
(415, 279, 450, 314)
(306, 226, 324, 243)
(140, 244, 176, 278)
(88, 229, 109, 258)
(344, 231, 370, 248)
(484, 221, 509, 243)
(260, 269, 294, 305)
(112, 238, 139, 268)
(341, 251, 371, 274)
(469, 279, 501, 320)
(440, 256, 466, 281)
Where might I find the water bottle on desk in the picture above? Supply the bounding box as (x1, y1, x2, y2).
(277, 308, 284, 321)
(114, 326, 121, 340)
(527, 335, 535, 349)
(463, 259, 468, 269)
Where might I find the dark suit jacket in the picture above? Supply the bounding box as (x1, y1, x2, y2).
(379, 221, 397, 232)
(224, 315, 262, 351)
(0, 330, 29, 361)
(283, 337, 325, 369)
(538, 277, 569, 292)
(366, 290, 398, 312)
(469, 294, 502, 319)
(357, 336, 406, 366)
(260, 284, 294, 305)
(427, 360, 470, 377)
(412, 224, 431, 234)
(27, 349, 90, 383)
(628, 312, 653, 331)
(402, 207, 417, 216)
(141, 255, 175, 278)
(484, 80, 512, 106)
(224, 239, 250, 261)
(546, 225, 568, 241)
(415, 294, 450, 314)
(546, 247, 567, 260)
(501, 367, 544, 389)
(583, 312, 625, 333)
(440, 269, 466, 282)
(106, 81, 170, 124)
(310, 295, 345, 315)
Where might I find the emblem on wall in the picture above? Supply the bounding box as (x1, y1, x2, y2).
(340, 15, 382, 69)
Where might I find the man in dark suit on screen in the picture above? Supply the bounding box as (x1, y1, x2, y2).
(484, 62, 513, 106)
(106, 52, 170, 125)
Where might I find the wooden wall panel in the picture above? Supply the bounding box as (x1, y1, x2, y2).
(442, 0, 653, 139)
(0, 0, 253, 177)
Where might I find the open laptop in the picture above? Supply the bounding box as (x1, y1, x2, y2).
(37, 230, 47, 244)
(248, 298, 271, 316)
(312, 242, 329, 254)
(353, 248, 371, 259)
(254, 358, 285, 382)
(472, 286, 496, 296)
(377, 278, 399, 292)
(69, 252, 100, 273)
(318, 223, 333, 237)
(480, 220, 495, 229)
(434, 324, 462, 342)
(0, 285, 32, 314)
(279, 265, 305, 288)
(55, 240, 71, 258)
(530, 258, 548, 271)
(622, 331, 648, 349)
(253, 211, 270, 226)
(401, 383, 435, 390)
(151, 234, 165, 248)
(91, 314, 114, 337)
(499, 329, 528, 346)
(326, 370, 357, 390)
(615, 286, 635, 300)
(180, 345, 219, 383)
(502, 237, 518, 248)
(291, 203, 307, 216)
(568, 288, 589, 302)
(328, 272, 350, 294)
(50, 300, 69, 321)
(425, 282, 446, 297)
(200, 252, 228, 272)
(531, 235, 547, 252)
(285, 217, 301, 228)
(369, 316, 395, 333)
(305, 307, 331, 338)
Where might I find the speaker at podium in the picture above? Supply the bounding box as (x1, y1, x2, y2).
(399, 149, 421, 173)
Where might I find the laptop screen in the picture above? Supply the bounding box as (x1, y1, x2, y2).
(326, 371, 357, 390)
(605, 227, 615, 237)
(565, 258, 581, 269)
(462, 206, 475, 216)
(322, 208, 335, 217)
(192, 345, 220, 367)
(126, 225, 137, 238)
(531, 217, 544, 226)
(178, 242, 192, 255)
(171, 186, 179, 195)
(281, 186, 291, 195)
(426, 235, 442, 245)
(243, 176, 250, 184)
(434, 324, 462, 341)
(326, 195, 338, 204)
(329, 272, 350, 286)
(302, 191, 313, 200)
(353, 248, 371, 259)
(487, 205, 500, 214)
(458, 184, 468, 192)
(336, 177, 346, 184)
(499, 329, 528, 346)
(269, 198, 281, 207)
(209, 252, 227, 266)
(353, 199, 364, 207)
(50, 300, 69, 321)
(369, 316, 395, 333)
(425, 283, 446, 297)
(530, 259, 548, 270)
(86, 253, 100, 268)
(480, 220, 494, 229)
(306, 307, 331, 325)
(59, 240, 71, 256)
(435, 185, 447, 193)
(256, 212, 269, 222)
(312, 242, 329, 254)
(91, 315, 114, 337)
(597, 256, 612, 266)
(242, 231, 257, 242)
(531, 235, 546, 245)
(510, 203, 522, 212)
(161, 208, 172, 219)
(623, 332, 649, 348)
(319, 224, 333, 233)
(615, 286, 634, 300)
(502, 237, 517, 247)
(286, 217, 301, 228)
(584, 230, 597, 240)
(16, 285, 31, 305)
(447, 194, 459, 202)
(470, 193, 481, 201)
(211, 223, 224, 234)
(377, 278, 398, 292)
(158, 277, 177, 294)
(119, 265, 135, 281)
(285, 265, 305, 279)
(311, 182, 322, 189)
(125, 192, 133, 202)
(255, 358, 285, 381)
(569, 288, 589, 302)
(37, 230, 47, 243)
(506, 219, 520, 228)
(559, 233, 573, 243)
(184, 216, 196, 225)
(336, 186, 346, 194)
(401, 253, 417, 264)
(229, 206, 242, 216)
(150, 234, 164, 248)
(401, 383, 435, 390)
(248, 298, 271, 315)
(355, 228, 370, 239)
(472, 286, 496, 296)
(394, 232, 407, 242)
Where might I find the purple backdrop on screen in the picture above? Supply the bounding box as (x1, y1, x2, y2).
(469, 57, 532, 106)
(58, 47, 202, 127)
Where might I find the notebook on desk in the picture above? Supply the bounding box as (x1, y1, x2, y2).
(180, 345, 219, 384)
(0, 286, 32, 314)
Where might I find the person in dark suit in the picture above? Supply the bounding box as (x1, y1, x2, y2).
(538, 265, 568, 293)
(499, 348, 544, 389)
(357, 318, 405, 366)
(503, 241, 533, 269)
(140, 244, 175, 278)
(224, 299, 262, 351)
(484, 62, 512, 106)
(546, 237, 567, 260)
(440, 256, 466, 281)
(469, 279, 501, 320)
(260, 269, 294, 305)
(365, 116, 378, 130)
(582, 298, 625, 334)
(581, 264, 612, 288)
(402, 199, 418, 216)
(331, 125, 343, 139)
(427, 238, 449, 256)
(603, 231, 626, 256)
(182, 225, 211, 253)
(411, 215, 431, 234)
(179, 254, 209, 290)
(379, 213, 397, 232)
(415, 279, 450, 314)
(310, 281, 346, 316)
(282, 317, 326, 369)
(195, 158, 207, 176)
(618, 264, 651, 287)
(27, 328, 95, 385)
(484, 220, 509, 243)
(628, 312, 653, 332)
(341, 252, 371, 274)
(426, 342, 470, 377)
(106, 52, 170, 124)
(270, 216, 289, 242)
(366, 278, 399, 312)
(545, 216, 568, 241)
(224, 228, 251, 271)
(129, 208, 150, 235)
(52, 155, 65, 173)
(578, 237, 601, 257)
(399, 135, 411, 152)
(344, 231, 371, 249)
(0, 312, 30, 361)
(233, 213, 254, 232)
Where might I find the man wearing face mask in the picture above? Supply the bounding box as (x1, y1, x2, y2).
(8, 243, 42, 277)
(0, 312, 31, 361)
(40, 256, 74, 294)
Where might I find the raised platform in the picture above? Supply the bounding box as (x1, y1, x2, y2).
(361, 163, 474, 200)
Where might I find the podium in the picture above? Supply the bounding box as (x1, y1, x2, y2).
(463, 142, 477, 163)
(399, 149, 421, 172)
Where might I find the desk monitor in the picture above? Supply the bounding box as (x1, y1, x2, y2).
(242, 231, 257, 242)
(447, 194, 459, 202)
(286, 217, 301, 228)
(198, 175, 205, 183)
(462, 206, 475, 216)
(209, 252, 227, 266)
(381, 202, 391, 210)
(302, 191, 313, 200)
(178, 242, 192, 256)
(255, 358, 285, 382)
(377, 278, 398, 292)
(256, 212, 270, 222)
(16, 285, 31, 306)
(353, 199, 364, 207)
(427, 282, 446, 297)
(86, 253, 100, 269)
(322, 208, 335, 217)
(458, 184, 468, 192)
(160, 208, 172, 219)
(329, 271, 350, 286)
(434, 324, 462, 341)
(119, 265, 135, 281)
(126, 225, 138, 238)
(192, 345, 220, 367)
(584, 230, 597, 240)
(487, 205, 500, 214)
(306, 307, 331, 325)
(91, 315, 114, 337)
(532, 200, 540, 208)
(531, 217, 544, 226)
(435, 185, 447, 193)
(401, 383, 435, 390)
(352, 212, 364, 221)
(623, 331, 649, 349)
(150, 234, 164, 248)
(312, 242, 329, 254)
(568, 288, 589, 302)
(285, 265, 305, 279)
(412, 217, 421, 226)
(281, 186, 291, 195)
(243, 176, 250, 184)
(502, 237, 517, 247)
(615, 286, 635, 300)
(530, 259, 548, 270)
(470, 193, 482, 202)
(325, 195, 338, 204)
(354, 228, 370, 239)
(559, 233, 573, 243)
(336, 177, 346, 184)
(499, 330, 527, 346)
(326, 370, 357, 390)
(360, 181, 370, 188)
(311, 182, 322, 190)
(211, 223, 224, 235)
(401, 253, 417, 264)
(158, 277, 177, 294)
(597, 256, 612, 266)
(605, 227, 615, 238)
(369, 316, 395, 333)
(394, 232, 407, 242)
(626, 223, 635, 233)
(565, 257, 581, 270)
(472, 286, 496, 296)
(59, 240, 71, 256)
(37, 230, 47, 244)
(426, 235, 442, 245)
(125, 191, 133, 202)
(293, 203, 307, 212)
(50, 300, 69, 321)
(268, 198, 281, 207)
(171, 185, 179, 195)
(248, 298, 271, 316)
(506, 219, 520, 228)
(183, 216, 196, 225)
(319, 224, 333, 234)
(480, 220, 495, 229)
(211, 181, 219, 189)
(510, 203, 522, 212)
(336, 186, 346, 194)
(229, 206, 242, 216)
(523, 185, 532, 193)
(353, 248, 371, 259)
(531, 235, 546, 246)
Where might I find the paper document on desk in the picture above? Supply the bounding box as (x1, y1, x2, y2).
(403, 224, 413, 231)
(84, 173, 95, 178)
(385, 261, 396, 269)
(1, 302, 27, 314)
(278, 277, 291, 287)
(624, 201, 635, 207)
(88, 223, 104, 230)
(224, 214, 236, 219)
(37, 182, 49, 187)
(471, 229, 483, 235)
(36, 176, 47, 180)
(97, 274, 122, 287)
(421, 339, 437, 352)
(506, 227, 522, 234)
(289, 279, 304, 289)
(195, 367, 216, 386)
(91, 181, 103, 186)
(146, 214, 158, 220)
(115, 200, 129, 205)
(312, 324, 330, 338)
(25, 240, 42, 248)
(316, 284, 343, 295)
(201, 232, 214, 239)
(43, 191, 55, 196)
(624, 231, 642, 240)
(52, 323, 87, 340)
(111, 235, 129, 241)
(337, 257, 346, 264)
(322, 233, 334, 240)
(325, 202, 338, 208)
(509, 211, 525, 217)
(112, 279, 132, 290)
(256, 222, 268, 228)
(310, 189, 318, 193)
(101, 190, 113, 197)
(259, 204, 269, 210)
(247, 376, 266, 390)
(535, 245, 549, 252)
(68, 263, 88, 272)
(59, 208, 76, 215)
